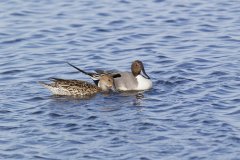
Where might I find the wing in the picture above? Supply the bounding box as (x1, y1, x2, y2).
(52, 79, 100, 95)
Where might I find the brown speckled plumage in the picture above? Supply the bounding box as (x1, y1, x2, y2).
(40, 78, 102, 96)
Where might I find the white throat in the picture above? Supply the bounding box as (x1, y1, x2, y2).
(136, 75, 152, 90)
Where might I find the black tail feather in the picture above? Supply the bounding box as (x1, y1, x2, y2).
(67, 62, 93, 76)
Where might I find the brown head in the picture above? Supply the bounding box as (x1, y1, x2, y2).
(98, 74, 121, 92)
(98, 74, 114, 92)
(131, 60, 150, 79)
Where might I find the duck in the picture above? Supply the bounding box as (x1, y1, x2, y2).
(67, 60, 152, 91)
(39, 74, 121, 96)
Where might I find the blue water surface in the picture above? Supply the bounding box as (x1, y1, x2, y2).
(0, 0, 240, 159)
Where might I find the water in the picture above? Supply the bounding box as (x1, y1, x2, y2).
(1, 0, 240, 159)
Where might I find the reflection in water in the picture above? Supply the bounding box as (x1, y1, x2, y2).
(134, 92, 144, 106)
(49, 90, 145, 106)
(50, 94, 97, 101)
(118, 90, 145, 106)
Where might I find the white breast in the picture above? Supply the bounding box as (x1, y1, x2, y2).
(136, 75, 152, 90)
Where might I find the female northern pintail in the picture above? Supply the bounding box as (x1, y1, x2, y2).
(68, 60, 152, 91)
(39, 74, 120, 96)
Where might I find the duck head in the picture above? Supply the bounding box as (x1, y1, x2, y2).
(98, 74, 121, 92)
(131, 60, 150, 79)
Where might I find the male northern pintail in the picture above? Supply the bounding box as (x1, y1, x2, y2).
(39, 74, 120, 96)
(68, 60, 152, 91)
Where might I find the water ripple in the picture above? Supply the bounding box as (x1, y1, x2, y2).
(0, 0, 240, 159)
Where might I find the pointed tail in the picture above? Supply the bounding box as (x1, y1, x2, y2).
(67, 62, 93, 76)
(67, 62, 101, 86)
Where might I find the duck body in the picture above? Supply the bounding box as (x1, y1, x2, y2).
(113, 72, 137, 91)
(40, 74, 116, 96)
(107, 72, 152, 91)
(39, 78, 101, 96)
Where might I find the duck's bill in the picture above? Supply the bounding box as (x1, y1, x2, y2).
(141, 68, 150, 79)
